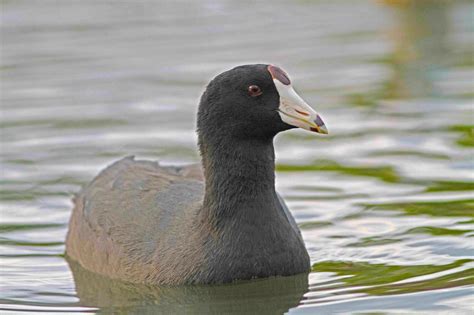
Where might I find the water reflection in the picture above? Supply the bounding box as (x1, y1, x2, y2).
(381, 0, 450, 99)
(312, 259, 473, 297)
(347, 0, 452, 105)
(68, 258, 308, 314)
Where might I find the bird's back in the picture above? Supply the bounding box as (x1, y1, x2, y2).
(65, 156, 205, 284)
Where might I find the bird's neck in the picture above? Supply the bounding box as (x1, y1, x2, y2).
(199, 135, 279, 226)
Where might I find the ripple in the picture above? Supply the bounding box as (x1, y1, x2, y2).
(1, 0, 473, 313)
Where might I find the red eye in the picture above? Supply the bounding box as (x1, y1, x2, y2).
(248, 85, 262, 97)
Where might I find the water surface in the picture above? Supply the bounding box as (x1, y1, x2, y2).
(1, 0, 473, 314)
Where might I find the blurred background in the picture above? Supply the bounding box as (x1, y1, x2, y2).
(1, 0, 473, 314)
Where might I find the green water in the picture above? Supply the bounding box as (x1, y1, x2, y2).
(1, 0, 473, 314)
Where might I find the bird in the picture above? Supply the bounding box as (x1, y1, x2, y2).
(65, 64, 328, 285)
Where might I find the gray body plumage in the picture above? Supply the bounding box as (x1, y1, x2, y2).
(66, 157, 309, 285)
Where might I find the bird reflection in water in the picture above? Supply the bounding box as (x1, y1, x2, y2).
(67, 257, 309, 314)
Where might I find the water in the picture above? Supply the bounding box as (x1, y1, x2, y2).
(1, 0, 473, 314)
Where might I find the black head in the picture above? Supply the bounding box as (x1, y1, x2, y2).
(197, 64, 327, 144)
(197, 64, 289, 142)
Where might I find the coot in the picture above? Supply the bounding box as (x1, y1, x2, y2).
(65, 64, 328, 285)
